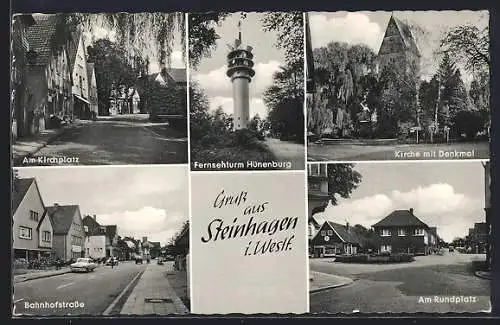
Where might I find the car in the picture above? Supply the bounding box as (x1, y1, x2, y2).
(135, 257, 143, 264)
(70, 258, 97, 273)
(106, 257, 119, 266)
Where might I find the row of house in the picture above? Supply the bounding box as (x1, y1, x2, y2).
(11, 14, 98, 140)
(12, 176, 118, 263)
(307, 164, 442, 257)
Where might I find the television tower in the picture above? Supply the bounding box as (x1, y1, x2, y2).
(226, 20, 255, 130)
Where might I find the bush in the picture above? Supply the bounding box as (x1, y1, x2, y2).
(452, 110, 485, 140)
(335, 253, 414, 264)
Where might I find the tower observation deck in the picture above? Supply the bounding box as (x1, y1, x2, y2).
(226, 22, 255, 130)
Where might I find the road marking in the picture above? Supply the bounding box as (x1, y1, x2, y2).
(56, 282, 74, 290)
(102, 269, 145, 316)
(14, 298, 24, 303)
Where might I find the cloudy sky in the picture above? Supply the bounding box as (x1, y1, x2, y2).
(309, 10, 489, 85)
(313, 162, 488, 242)
(190, 12, 286, 119)
(16, 166, 188, 246)
(81, 13, 185, 73)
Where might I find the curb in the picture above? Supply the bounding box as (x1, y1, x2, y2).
(474, 271, 491, 280)
(309, 279, 354, 294)
(14, 270, 72, 284)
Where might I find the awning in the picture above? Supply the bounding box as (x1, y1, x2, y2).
(74, 94, 90, 105)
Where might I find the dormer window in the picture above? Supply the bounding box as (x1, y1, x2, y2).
(414, 228, 425, 236)
(381, 229, 391, 237)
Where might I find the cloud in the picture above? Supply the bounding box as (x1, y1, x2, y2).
(316, 183, 483, 242)
(209, 96, 268, 119)
(194, 60, 281, 99)
(310, 12, 382, 51)
(148, 50, 185, 72)
(97, 207, 186, 246)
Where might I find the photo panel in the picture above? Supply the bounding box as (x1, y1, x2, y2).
(305, 10, 490, 162)
(190, 171, 309, 314)
(11, 12, 188, 167)
(11, 165, 190, 316)
(188, 12, 306, 171)
(307, 161, 491, 313)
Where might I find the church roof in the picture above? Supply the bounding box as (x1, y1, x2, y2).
(379, 15, 421, 57)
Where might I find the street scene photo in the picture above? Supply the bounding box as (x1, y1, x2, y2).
(189, 12, 305, 171)
(307, 161, 491, 313)
(11, 13, 188, 166)
(12, 166, 190, 316)
(305, 11, 490, 161)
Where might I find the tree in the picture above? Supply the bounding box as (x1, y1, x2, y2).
(441, 25, 490, 73)
(261, 12, 303, 67)
(188, 13, 230, 69)
(326, 163, 362, 205)
(453, 110, 484, 139)
(263, 64, 304, 141)
(248, 114, 262, 132)
(87, 39, 146, 115)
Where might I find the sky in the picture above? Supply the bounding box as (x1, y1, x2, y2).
(312, 161, 488, 242)
(16, 166, 189, 246)
(81, 13, 186, 73)
(191, 12, 286, 119)
(309, 10, 489, 85)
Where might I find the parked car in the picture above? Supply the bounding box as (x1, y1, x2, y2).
(106, 257, 119, 266)
(135, 256, 143, 264)
(70, 258, 97, 273)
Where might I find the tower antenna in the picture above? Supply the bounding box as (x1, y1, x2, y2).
(238, 20, 242, 44)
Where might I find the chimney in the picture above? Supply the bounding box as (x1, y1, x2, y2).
(93, 214, 97, 221)
(142, 236, 147, 243)
(409, 208, 414, 214)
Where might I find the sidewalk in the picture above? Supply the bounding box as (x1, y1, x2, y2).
(309, 271, 353, 293)
(13, 267, 72, 284)
(12, 121, 82, 161)
(120, 263, 189, 315)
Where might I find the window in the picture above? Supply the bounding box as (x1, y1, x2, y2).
(414, 228, 425, 236)
(309, 183, 321, 191)
(19, 226, 32, 239)
(42, 231, 51, 242)
(310, 164, 319, 176)
(320, 230, 326, 236)
(381, 245, 392, 253)
(29, 210, 39, 221)
(327, 230, 333, 236)
(398, 228, 406, 236)
(381, 229, 391, 237)
(84, 226, 88, 232)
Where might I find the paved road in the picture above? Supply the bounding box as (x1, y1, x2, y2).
(310, 254, 491, 313)
(265, 138, 305, 170)
(23, 116, 188, 165)
(307, 141, 489, 161)
(13, 262, 146, 316)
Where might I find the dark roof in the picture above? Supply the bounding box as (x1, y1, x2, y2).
(166, 68, 187, 83)
(47, 204, 80, 234)
(372, 209, 429, 228)
(391, 16, 420, 57)
(12, 178, 36, 213)
(326, 221, 365, 246)
(150, 241, 161, 248)
(67, 30, 82, 71)
(26, 14, 59, 66)
(82, 215, 101, 235)
(105, 225, 117, 239)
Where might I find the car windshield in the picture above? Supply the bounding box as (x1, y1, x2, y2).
(76, 258, 90, 263)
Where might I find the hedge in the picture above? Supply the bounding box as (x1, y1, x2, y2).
(335, 253, 415, 264)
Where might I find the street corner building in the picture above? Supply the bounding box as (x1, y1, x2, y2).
(46, 204, 86, 261)
(12, 177, 54, 262)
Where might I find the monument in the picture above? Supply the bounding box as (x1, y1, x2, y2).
(226, 21, 255, 130)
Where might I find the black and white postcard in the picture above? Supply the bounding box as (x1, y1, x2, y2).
(189, 12, 305, 171)
(12, 166, 190, 316)
(11, 13, 188, 166)
(306, 11, 490, 161)
(308, 161, 491, 313)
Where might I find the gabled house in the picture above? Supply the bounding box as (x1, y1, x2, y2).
(86, 62, 98, 119)
(68, 31, 91, 119)
(47, 204, 85, 261)
(372, 208, 439, 255)
(310, 221, 365, 257)
(377, 14, 421, 78)
(25, 14, 73, 133)
(12, 177, 54, 261)
(83, 214, 106, 259)
(11, 14, 36, 140)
